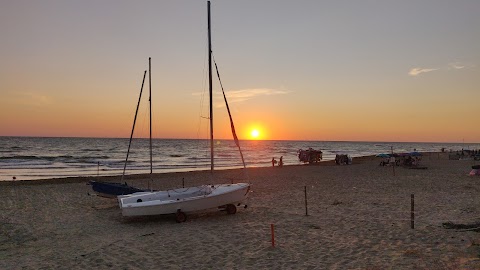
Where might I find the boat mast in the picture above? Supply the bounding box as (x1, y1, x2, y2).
(208, 1, 214, 172)
(149, 57, 153, 174)
(121, 70, 147, 182)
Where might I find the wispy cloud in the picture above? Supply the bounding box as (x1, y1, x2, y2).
(192, 88, 290, 107)
(408, 67, 439, 76)
(409, 61, 475, 76)
(224, 88, 290, 103)
(448, 62, 465, 70)
(6, 91, 54, 106)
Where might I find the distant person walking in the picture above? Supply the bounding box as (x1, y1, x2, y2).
(279, 156, 284, 167)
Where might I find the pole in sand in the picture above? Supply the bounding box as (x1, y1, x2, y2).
(304, 186, 309, 216)
(391, 146, 396, 176)
(271, 224, 275, 247)
(411, 194, 415, 229)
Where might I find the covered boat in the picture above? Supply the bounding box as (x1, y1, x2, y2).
(89, 181, 147, 198)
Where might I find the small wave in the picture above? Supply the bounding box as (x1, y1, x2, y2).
(0, 155, 43, 160)
(72, 155, 110, 163)
(329, 150, 355, 154)
(0, 155, 79, 162)
(187, 156, 210, 161)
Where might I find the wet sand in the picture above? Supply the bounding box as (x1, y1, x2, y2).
(1, 153, 479, 269)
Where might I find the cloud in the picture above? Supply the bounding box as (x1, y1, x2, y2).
(5, 91, 54, 106)
(225, 88, 290, 103)
(449, 62, 465, 70)
(447, 61, 476, 70)
(192, 88, 290, 107)
(408, 67, 439, 76)
(409, 61, 475, 76)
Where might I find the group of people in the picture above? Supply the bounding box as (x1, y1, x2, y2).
(379, 156, 398, 166)
(448, 149, 480, 160)
(272, 156, 283, 167)
(379, 155, 421, 167)
(335, 154, 352, 165)
(297, 148, 323, 164)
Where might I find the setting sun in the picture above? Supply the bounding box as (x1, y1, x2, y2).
(250, 129, 260, 139)
(246, 123, 268, 140)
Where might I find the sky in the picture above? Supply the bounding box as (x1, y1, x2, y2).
(0, 0, 479, 143)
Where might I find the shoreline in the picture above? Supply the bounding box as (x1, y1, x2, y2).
(0, 152, 453, 186)
(0, 160, 337, 186)
(0, 155, 362, 186)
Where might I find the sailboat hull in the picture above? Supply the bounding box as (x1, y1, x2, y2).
(119, 183, 251, 217)
(89, 181, 146, 198)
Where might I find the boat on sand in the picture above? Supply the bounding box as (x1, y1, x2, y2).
(118, 1, 251, 222)
(119, 184, 250, 220)
(89, 181, 147, 198)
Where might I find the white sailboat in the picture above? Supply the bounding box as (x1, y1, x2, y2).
(118, 1, 251, 222)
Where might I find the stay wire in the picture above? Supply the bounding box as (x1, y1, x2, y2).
(212, 54, 249, 182)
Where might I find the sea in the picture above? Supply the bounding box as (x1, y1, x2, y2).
(0, 136, 478, 181)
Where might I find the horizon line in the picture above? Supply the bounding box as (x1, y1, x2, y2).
(0, 135, 478, 145)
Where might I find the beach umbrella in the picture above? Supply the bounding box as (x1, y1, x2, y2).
(376, 154, 390, 158)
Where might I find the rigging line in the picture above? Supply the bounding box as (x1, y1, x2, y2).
(212, 55, 247, 171)
(139, 94, 150, 139)
(194, 35, 211, 171)
(197, 35, 209, 122)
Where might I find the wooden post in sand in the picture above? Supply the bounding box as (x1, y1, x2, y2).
(391, 146, 396, 176)
(304, 186, 309, 216)
(271, 224, 275, 247)
(411, 194, 415, 229)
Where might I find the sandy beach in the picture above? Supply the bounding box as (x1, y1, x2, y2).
(1, 152, 479, 269)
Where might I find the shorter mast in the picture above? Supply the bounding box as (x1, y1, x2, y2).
(208, 1, 214, 173)
(122, 70, 147, 182)
(149, 57, 153, 174)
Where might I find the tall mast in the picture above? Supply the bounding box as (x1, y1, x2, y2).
(149, 57, 153, 174)
(208, 1, 214, 172)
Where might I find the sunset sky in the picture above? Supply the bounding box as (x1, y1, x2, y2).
(1, 0, 479, 142)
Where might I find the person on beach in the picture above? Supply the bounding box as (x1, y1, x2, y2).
(272, 157, 277, 167)
(279, 156, 284, 167)
(389, 155, 396, 166)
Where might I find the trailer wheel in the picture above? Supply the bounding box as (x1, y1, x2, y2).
(176, 210, 187, 223)
(226, 204, 237, 215)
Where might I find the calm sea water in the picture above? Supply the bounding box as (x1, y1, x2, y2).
(0, 136, 478, 181)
